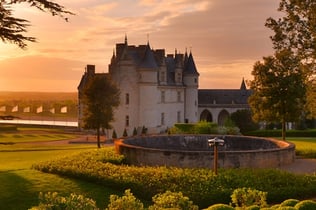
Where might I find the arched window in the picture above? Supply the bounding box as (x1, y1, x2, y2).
(218, 110, 229, 126)
(200, 109, 213, 122)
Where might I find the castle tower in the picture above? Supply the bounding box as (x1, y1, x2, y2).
(183, 51, 199, 123)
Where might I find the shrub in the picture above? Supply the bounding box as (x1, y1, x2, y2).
(106, 189, 144, 210)
(112, 130, 117, 139)
(245, 205, 260, 210)
(122, 128, 128, 137)
(294, 200, 316, 210)
(280, 199, 300, 207)
(29, 192, 98, 210)
(277, 207, 297, 210)
(204, 203, 234, 210)
(230, 187, 267, 208)
(148, 191, 198, 210)
(193, 121, 218, 134)
(133, 127, 137, 136)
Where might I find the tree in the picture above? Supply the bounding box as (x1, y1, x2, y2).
(230, 109, 259, 134)
(0, 0, 73, 49)
(82, 74, 120, 148)
(265, 0, 316, 118)
(249, 49, 307, 140)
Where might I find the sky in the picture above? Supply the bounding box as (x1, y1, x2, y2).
(0, 0, 280, 92)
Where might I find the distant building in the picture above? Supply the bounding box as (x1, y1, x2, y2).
(78, 37, 251, 136)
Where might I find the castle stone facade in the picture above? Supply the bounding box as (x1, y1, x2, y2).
(78, 37, 251, 137)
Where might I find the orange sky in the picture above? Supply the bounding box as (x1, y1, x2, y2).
(0, 0, 280, 92)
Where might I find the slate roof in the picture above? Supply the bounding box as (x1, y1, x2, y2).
(198, 89, 252, 105)
(110, 37, 199, 86)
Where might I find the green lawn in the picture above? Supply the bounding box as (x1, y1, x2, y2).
(286, 137, 316, 158)
(0, 132, 75, 144)
(0, 139, 121, 210)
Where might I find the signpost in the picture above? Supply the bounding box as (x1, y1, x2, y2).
(208, 137, 225, 175)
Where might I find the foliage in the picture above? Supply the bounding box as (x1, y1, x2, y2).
(193, 121, 218, 134)
(133, 127, 137, 136)
(245, 129, 316, 138)
(294, 200, 316, 210)
(230, 187, 267, 208)
(230, 109, 259, 134)
(280, 199, 300, 207)
(249, 49, 307, 140)
(122, 128, 128, 137)
(106, 189, 144, 210)
(29, 192, 98, 210)
(148, 190, 198, 210)
(141, 126, 147, 135)
(265, 0, 316, 119)
(0, 0, 73, 49)
(169, 121, 218, 134)
(205, 203, 234, 210)
(32, 148, 316, 208)
(82, 74, 120, 148)
(112, 130, 117, 139)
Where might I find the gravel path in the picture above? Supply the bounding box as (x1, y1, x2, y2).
(278, 158, 316, 175)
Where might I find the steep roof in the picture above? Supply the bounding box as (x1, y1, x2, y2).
(184, 52, 199, 75)
(139, 43, 158, 69)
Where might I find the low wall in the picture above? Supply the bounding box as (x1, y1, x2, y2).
(115, 135, 296, 169)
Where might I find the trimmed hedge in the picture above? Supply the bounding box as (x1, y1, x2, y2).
(245, 129, 316, 137)
(32, 148, 316, 209)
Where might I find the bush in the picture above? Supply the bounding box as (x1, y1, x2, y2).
(280, 199, 300, 207)
(106, 189, 144, 210)
(205, 203, 234, 210)
(148, 191, 198, 210)
(32, 149, 316, 208)
(294, 200, 316, 210)
(193, 121, 218, 134)
(230, 187, 267, 208)
(30, 192, 98, 210)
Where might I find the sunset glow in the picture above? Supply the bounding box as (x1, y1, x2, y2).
(0, 0, 279, 92)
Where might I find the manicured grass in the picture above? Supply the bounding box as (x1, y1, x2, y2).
(0, 139, 121, 209)
(0, 131, 76, 144)
(286, 137, 316, 158)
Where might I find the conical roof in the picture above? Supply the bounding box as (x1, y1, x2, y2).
(184, 52, 199, 75)
(139, 42, 158, 69)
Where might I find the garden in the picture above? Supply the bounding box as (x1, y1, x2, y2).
(0, 125, 316, 209)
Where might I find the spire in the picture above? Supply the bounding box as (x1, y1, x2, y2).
(124, 34, 128, 45)
(111, 48, 116, 63)
(240, 78, 247, 90)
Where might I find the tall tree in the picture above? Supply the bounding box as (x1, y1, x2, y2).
(249, 49, 307, 140)
(0, 0, 73, 49)
(82, 74, 120, 148)
(265, 0, 316, 118)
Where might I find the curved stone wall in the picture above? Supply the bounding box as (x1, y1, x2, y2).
(115, 135, 295, 169)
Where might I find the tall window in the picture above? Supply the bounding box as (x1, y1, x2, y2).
(125, 115, 129, 127)
(161, 112, 165, 125)
(161, 91, 165, 103)
(125, 93, 129, 105)
(161, 71, 165, 82)
(177, 111, 181, 123)
(177, 91, 181, 102)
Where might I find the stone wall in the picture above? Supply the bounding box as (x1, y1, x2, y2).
(115, 135, 295, 169)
